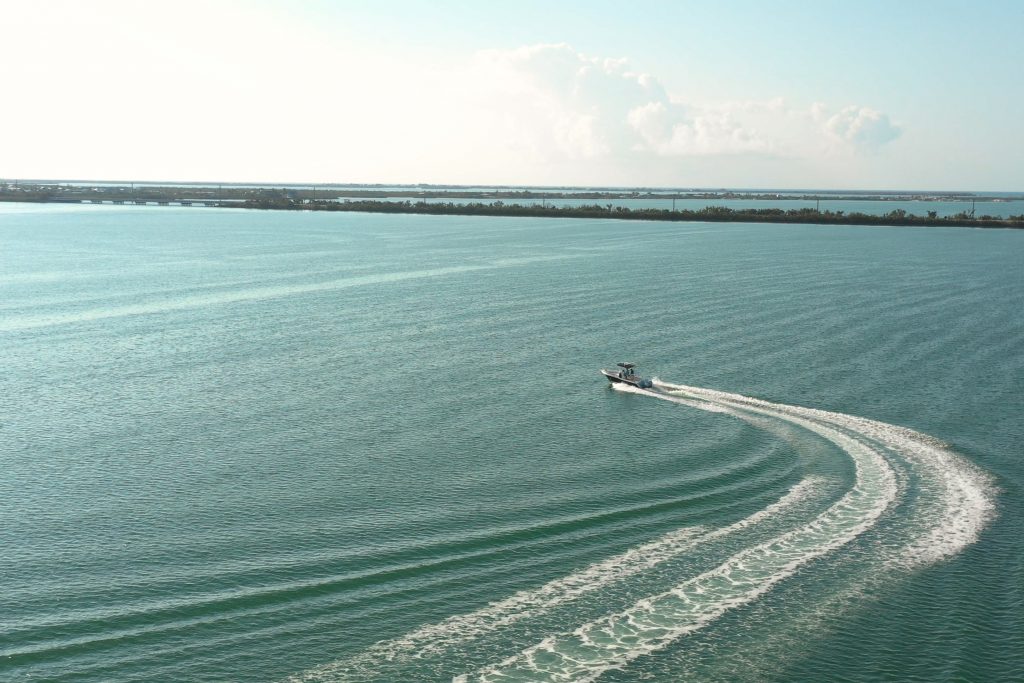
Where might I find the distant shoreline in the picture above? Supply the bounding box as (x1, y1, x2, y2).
(246, 198, 1024, 229)
(2, 183, 1022, 229)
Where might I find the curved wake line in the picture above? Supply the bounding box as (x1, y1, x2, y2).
(465, 384, 899, 682)
(288, 476, 824, 681)
(656, 382, 996, 568)
(458, 382, 995, 682)
(287, 382, 996, 683)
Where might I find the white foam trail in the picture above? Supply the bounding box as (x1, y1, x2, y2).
(287, 476, 824, 681)
(657, 382, 996, 568)
(465, 385, 901, 682)
(290, 381, 995, 683)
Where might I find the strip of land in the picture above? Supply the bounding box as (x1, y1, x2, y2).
(2, 183, 1021, 229)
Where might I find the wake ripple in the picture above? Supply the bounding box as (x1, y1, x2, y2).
(288, 477, 821, 682)
(656, 382, 995, 569)
(289, 382, 995, 683)
(464, 383, 899, 681)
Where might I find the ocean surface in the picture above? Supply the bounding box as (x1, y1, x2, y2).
(1, 203, 1021, 682)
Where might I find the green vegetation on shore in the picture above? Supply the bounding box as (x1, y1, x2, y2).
(2, 183, 1022, 229)
(247, 198, 1024, 229)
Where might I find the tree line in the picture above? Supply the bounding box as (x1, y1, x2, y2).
(240, 198, 1024, 229)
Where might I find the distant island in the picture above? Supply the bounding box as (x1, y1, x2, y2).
(2, 181, 1022, 229)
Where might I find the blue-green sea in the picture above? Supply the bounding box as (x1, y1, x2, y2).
(1, 203, 1021, 682)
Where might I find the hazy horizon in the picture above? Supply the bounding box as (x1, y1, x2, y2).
(6, 178, 1024, 197)
(2, 1, 1022, 191)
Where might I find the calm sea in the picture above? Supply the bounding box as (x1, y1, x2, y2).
(1, 203, 1021, 682)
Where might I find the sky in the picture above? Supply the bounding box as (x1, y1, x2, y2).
(1, 0, 1021, 190)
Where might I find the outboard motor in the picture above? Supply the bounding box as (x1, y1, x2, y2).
(639, 378, 653, 389)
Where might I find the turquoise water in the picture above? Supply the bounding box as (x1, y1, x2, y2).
(1, 204, 1021, 682)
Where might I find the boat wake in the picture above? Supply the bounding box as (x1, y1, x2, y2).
(287, 381, 995, 683)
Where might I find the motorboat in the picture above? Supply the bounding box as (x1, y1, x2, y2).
(601, 362, 653, 389)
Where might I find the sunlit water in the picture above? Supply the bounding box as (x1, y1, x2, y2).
(1, 204, 1021, 682)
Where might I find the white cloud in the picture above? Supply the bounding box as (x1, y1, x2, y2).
(824, 106, 902, 147)
(469, 44, 901, 165)
(628, 101, 675, 148)
(473, 44, 768, 159)
(0, 14, 906, 188)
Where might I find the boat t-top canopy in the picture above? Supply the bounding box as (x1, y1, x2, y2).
(617, 362, 636, 369)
